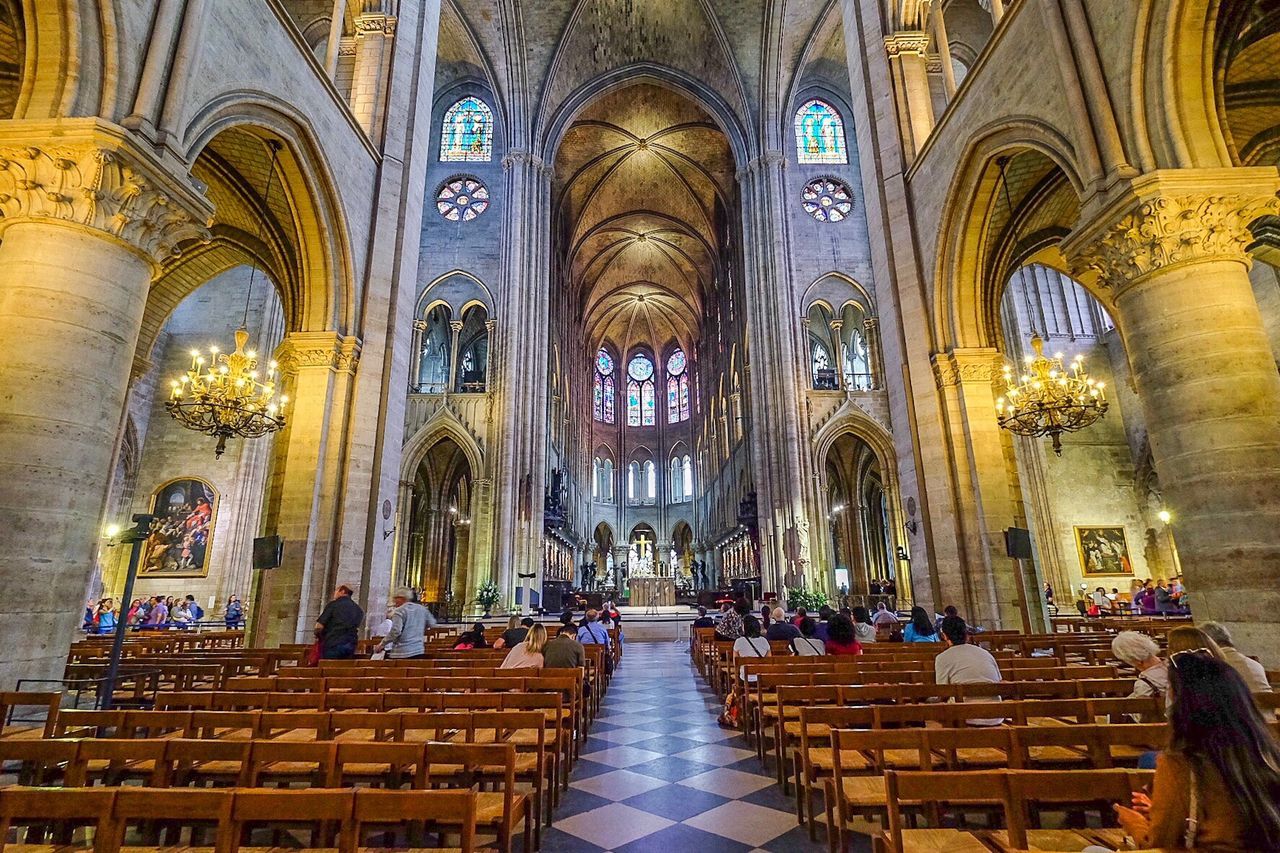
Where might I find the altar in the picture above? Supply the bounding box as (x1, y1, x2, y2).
(628, 576, 675, 607)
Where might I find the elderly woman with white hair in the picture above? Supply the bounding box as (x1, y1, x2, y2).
(1112, 630, 1169, 703)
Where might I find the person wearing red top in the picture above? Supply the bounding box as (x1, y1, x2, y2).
(824, 613, 863, 656)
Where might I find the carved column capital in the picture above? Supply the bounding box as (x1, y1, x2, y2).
(449, 320, 465, 333)
(1064, 169, 1280, 295)
(412, 319, 428, 332)
(931, 348, 1003, 389)
(354, 14, 396, 36)
(275, 331, 362, 376)
(0, 120, 214, 268)
(884, 32, 931, 57)
(828, 319, 844, 331)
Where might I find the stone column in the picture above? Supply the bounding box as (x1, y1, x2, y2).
(933, 348, 1020, 628)
(253, 332, 361, 647)
(349, 12, 397, 139)
(408, 320, 427, 390)
(446, 319, 463, 393)
(1066, 171, 1280, 663)
(0, 121, 211, 687)
(863, 317, 884, 391)
(883, 33, 935, 163)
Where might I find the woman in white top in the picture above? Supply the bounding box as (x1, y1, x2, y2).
(791, 616, 826, 656)
(733, 615, 770, 679)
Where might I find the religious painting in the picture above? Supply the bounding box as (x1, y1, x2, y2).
(140, 478, 218, 577)
(1074, 526, 1133, 576)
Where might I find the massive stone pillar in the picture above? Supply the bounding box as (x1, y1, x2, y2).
(1066, 171, 1280, 663)
(738, 152, 822, 600)
(0, 121, 211, 687)
(933, 349, 1046, 630)
(253, 332, 360, 647)
(491, 151, 552, 608)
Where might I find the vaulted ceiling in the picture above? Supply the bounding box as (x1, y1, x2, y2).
(554, 83, 735, 356)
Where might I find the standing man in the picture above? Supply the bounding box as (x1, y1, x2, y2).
(315, 585, 364, 660)
(375, 587, 434, 660)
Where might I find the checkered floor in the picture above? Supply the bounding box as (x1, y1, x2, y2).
(542, 642, 867, 852)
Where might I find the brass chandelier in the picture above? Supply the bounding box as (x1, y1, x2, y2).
(166, 139, 288, 457)
(995, 335, 1107, 455)
(166, 329, 287, 458)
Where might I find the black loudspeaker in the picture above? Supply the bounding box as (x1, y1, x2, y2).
(252, 535, 284, 570)
(1004, 527, 1033, 560)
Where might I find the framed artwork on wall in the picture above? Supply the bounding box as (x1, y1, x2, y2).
(139, 478, 218, 578)
(1074, 526, 1133, 576)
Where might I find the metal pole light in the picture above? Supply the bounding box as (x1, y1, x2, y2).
(101, 513, 155, 710)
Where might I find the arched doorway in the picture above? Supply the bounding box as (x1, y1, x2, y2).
(824, 433, 897, 600)
(404, 436, 474, 609)
(590, 522, 614, 591)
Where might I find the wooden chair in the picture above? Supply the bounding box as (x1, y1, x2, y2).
(0, 692, 62, 740)
(243, 740, 336, 788)
(0, 739, 79, 786)
(72, 739, 169, 787)
(423, 742, 531, 853)
(0, 786, 118, 851)
(190, 711, 260, 740)
(995, 768, 1154, 851)
(348, 788, 479, 853)
(165, 738, 251, 788)
(882, 769, 1009, 853)
(109, 786, 232, 853)
(331, 740, 425, 789)
(227, 788, 351, 852)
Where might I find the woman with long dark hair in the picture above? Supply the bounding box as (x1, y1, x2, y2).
(1114, 650, 1280, 850)
(824, 613, 862, 656)
(902, 606, 938, 642)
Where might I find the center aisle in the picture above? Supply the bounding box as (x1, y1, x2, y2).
(543, 642, 850, 852)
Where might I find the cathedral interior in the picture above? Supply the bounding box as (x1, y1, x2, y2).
(2, 0, 1280, 685)
(3, 1, 1280, 850)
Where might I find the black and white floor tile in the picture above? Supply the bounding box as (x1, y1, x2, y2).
(542, 642, 870, 852)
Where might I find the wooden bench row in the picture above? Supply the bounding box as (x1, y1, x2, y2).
(0, 785, 491, 853)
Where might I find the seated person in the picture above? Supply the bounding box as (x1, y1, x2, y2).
(1112, 630, 1170, 703)
(902, 606, 939, 643)
(453, 622, 488, 649)
(494, 615, 533, 649)
(543, 624, 585, 669)
(790, 617, 825, 656)
(765, 607, 800, 641)
(692, 606, 716, 629)
(732, 615, 770, 679)
(1200, 621, 1272, 694)
(935, 615, 1003, 726)
(500, 624, 547, 669)
(824, 613, 862, 656)
(1106, 652, 1280, 851)
(716, 600, 749, 641)
(851, 605, 877, 644)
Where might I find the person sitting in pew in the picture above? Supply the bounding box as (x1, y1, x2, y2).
(1112, 630, 1169, 704)
(1200, 621, 1272, 694)
(935, 615, 1003, 726)
(1105, 651, 1280, 852)
(790, 617, 825, 656)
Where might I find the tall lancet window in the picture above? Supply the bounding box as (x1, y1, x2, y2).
(593, 349, 615, 423)
(794, 99, 848, 165)
(627, 354, 655, 426)
(666, 349, 690, 423)
(440, 97, 494, 162)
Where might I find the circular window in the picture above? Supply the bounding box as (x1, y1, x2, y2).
(628, 355, 654, 382)
(596, 349, 614, 375)
(801, 177, 853, 223)
(437, 176, 490, 221)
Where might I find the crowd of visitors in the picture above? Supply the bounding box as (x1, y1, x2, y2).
(83, 592, 247, 633)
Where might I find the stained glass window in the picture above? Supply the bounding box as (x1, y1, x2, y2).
(625, 354, 655, 426)
(436, 177, 490, 221)
(679, 375, 690, 420)
(628, 355, 654, 382)
(594, 349, 615, 423)
(666, 350, 686, 376)
(801, 177, 853, 223)
(440, 97, 493, 162)
(627, 380, 641, 426)
(667, 377, 680, 424)
(794, 99, 847, 165)
(682, 455, 693, 500)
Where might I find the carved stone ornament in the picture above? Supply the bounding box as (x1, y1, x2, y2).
(275, 332, 362, 376)
(1074, 191, 1280, 294)
(884, 32, 931, 57)
(931, 349, 1002, 388)
(355, 14, 396, 36)
(0, 137, 213, 263)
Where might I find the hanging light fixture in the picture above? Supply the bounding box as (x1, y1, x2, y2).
(166, 140, 288, 458)
(991, 156, 1108, 455)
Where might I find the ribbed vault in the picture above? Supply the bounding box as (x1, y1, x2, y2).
(554, 82, 735, 355)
